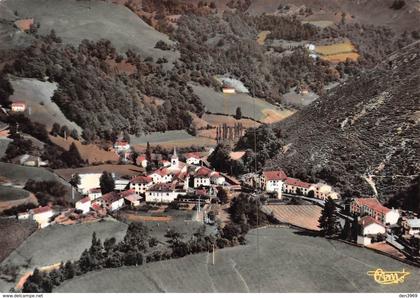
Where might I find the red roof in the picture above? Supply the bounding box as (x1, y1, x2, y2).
(11, 101, 26, 107)
(120, 189, 136, 198)
(32, 206, 52, 214)
(136, 155, 147, 162)
(284, 177, 311, 189)
(79, 197, 90, 204)
(195, 167, 213, 178)
(102, 192, 121, 204)
(131, 175, 153, 184)
(114, 141, 129, 146)
(263, 170, 287, 181)
(149, 183, 176, 192)
(359, 215, 384, 228)
(151, 168, 170, 177)
(185, 152, 201, 159)
(353, 198, 390, 214)
(89, 188, 102, 194)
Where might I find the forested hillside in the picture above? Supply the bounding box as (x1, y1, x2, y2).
(267, 41, 420, 212)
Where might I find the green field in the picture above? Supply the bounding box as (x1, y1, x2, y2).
(191, 84, 281, 121)
(0, 219, 128, 292)
(0, 162, 80, 202)
(130, 130, 216, 148)
(4, 0, 178, 62)
(0, 138, 11, 159)
(0, 186, 31, 202)
(55, 228, 420, 292)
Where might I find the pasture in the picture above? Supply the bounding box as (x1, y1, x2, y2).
(4, 0, 179, 63)
(55, 227, 420, 292)
(191, 84, 291, 123)
(266, 204, 322, 231)
(256, 31, 270, 45)
(315, 41, 359, 62)
(0, 186, 35, 212)
(9, 77, 82, 132)
(0, 138, 11, 159)
(130, 130, 216, 149)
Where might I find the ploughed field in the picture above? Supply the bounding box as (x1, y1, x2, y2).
(55, 228, 420, 293)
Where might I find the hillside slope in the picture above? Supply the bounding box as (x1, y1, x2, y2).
(268, 41, 420, 210)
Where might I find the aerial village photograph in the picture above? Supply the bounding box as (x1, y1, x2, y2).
(0, 0, 419, 297)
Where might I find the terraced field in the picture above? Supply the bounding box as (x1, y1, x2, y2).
(55, 228, 420, 292)
(315, 41, 359, 62)
(266, 204, 322, 231)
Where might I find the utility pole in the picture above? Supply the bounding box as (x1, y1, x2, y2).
(212, 243, 215, 265)
(196, 195, 201, 221)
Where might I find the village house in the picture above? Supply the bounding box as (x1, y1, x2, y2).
(114, 178, 130, 191)
(309, 183, 339, 200)
(12, 154, 48, 167)
(120, 189, 141, 207)
(185, 152, 201, 165)
(102, 192, 125, 212)
(357, 216, 386, 246)
(222, 84, 236, 94)
(113, 140, 130, 151)
(11, 101, 26, 112)
(14, 18, 34, 32)
(350, 197, 400, 225)
(130, 175, 153, 194)
(145, 182, 187, 204)
(75, 197, 91, 214)
(148, 168, 173, 184)
(136, 155, 148, 168)
(283, 177, 312, 196)
(405, 218, 420, 236)
(260, 170, 287, 194)
(88, 188, 102, 201)
(193, 167, 213, 188)
(31, 206, 54, 228)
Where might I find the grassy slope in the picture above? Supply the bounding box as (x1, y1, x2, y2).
(55, 228, 420, 293)
(9, 77, 82, 132)
(3, 0, 179, 62)
(0, 185, 31, 202)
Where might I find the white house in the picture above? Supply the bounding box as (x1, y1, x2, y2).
(148, 168, 173, 184)
(260, 170, 287, 197)
(88, 188, 102, 200)
(76, 197, 91, 214)
(130, 175, 153, 194)
(283, 177, 311, 196)
(406, 218, 420, 236)
(120, 189, 141, 207)
(31, 206, 54, 228)
(114, 179, 130, 191)
(102, 192, 125, 212)
(309, 183, 339, 200)
(145, 183, 186, 204)
(193, 167, 213, 188)
(350, 198, 400, 225)
(185, 152, 201, 165)
(359, 216, 386, 236)
(77, 173, 103, 195)
(210, 172, 225, 185)
(114, 140, 130, 151)
(11, 101, 26, 112)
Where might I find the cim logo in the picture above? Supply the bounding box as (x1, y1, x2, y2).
(367, 268, 410, 285)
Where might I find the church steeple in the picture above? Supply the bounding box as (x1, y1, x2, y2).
(171, 147, 179, 167)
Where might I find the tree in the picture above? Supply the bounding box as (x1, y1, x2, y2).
(145, 142, 152, 162)
(318, 198, 339, 237)
(99, 171, 115, 194)
(70, 129, 79, 140)
(208, 142, 232, 173)
(69, 173, 80, 188)
(61, 143, 84, 167)
(63, 261, 75, 279)
(51, 123, 61, 136)
(235, 106, 242, 119)
(217, 188, 228, 204)
(60, 125, 70, 139)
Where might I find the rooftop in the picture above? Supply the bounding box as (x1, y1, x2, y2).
(32, 206, 52, 214)
(407, 218, 420, 228)
(263, 170, 287, 181)
(359, 215, 384, 228)
(131, 175, 153, 184)
(353, 198, 390, 214)
(284, 177, 311, 189)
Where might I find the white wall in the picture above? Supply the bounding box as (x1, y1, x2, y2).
(145, 191, 186, 203)
(385, 209, 400, 225)
(78, 173, 102, 195)
(362, 223, 385, 236)
(76, 201, 91, 214)
(266, 180, 283, 193)
(186, 157, 200, 165)
(194, 177, 211, 188)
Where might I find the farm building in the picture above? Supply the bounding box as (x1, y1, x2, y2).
(185, 152, 201, 165)
(31, 206, 54, 228)
(130, 175, 153, 194)
(114, 178, 130, 191)
(120, 189, 141, 207)
(12, 154, 48, 167)
(11, 101, 26, 112)
(283, 177, 312, 196)
(260, 170, 287, 194)
(102, 192, 125, 212)
(405, 218, 420, 236)
(14, 18, 34, 32)
(222, 85, 236, 94)
(114, 140, 130, 151)
(145, 183, 186, 203)
(359, 216, 386, 236)
(88, 188, 102, 200)
(350, 198, 400, 225)
(75, 197, 91, 214)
